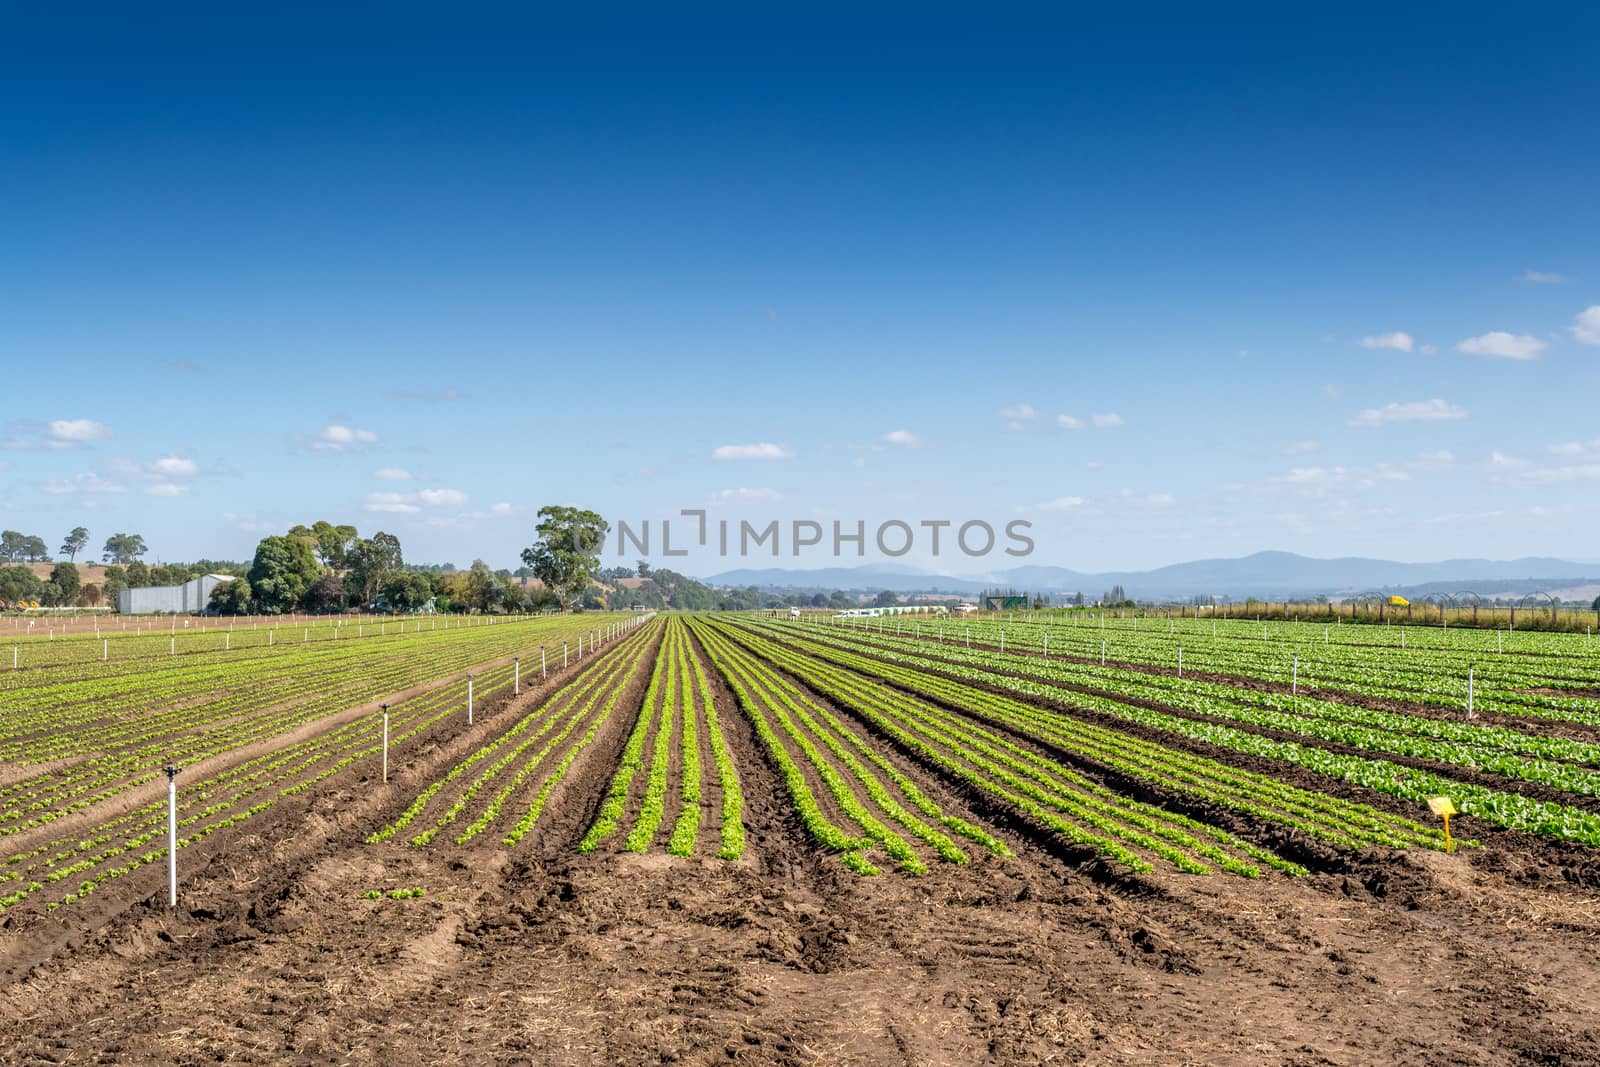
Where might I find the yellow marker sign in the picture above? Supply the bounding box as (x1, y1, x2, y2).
(1427, 796, 1457, 853)
(1389, 595, 1411, 607)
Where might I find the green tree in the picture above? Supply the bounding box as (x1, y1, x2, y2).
(102, 533, 148, 564)
(304, 572, 348, 614)
(247, 535, 322, 613)
(874, 589, 898, 607)
(21, 535, 50, 562)
(101, 565, 128, 605)
(636, 559, 652, 578)
(1593, 594, 1600, 614)
(0, 531, 23, 563)
(310, 521, 359, 570)
(382, 572, 434, 612)
(47, 562, 80, 606)
(209, 578, 253, 615)
(60, 527, 89, 562)
(124, 561, 151, 587)
(0, 565, 44, 604)
(520, 506, 608, 612)
(345, 532, 403, 606)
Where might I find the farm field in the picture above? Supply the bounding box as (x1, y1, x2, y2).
(2, 613, 1600, 1064)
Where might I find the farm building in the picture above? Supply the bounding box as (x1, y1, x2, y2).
(981, 593, 1029, 611)
(116, 574, 235, 615)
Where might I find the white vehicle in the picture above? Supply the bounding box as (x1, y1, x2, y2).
(789, 607, 802, 618)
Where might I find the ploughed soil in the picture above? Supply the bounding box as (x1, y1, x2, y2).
(3, 630, 1600, 1065)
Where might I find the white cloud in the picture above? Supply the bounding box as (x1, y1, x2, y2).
(489, 502, 513, 515)
(1489, 450, 1524, 470)
(1522, 269, 1567, 284)
(1358, 331, 1415, 352)
(145, 482, 190, 497)
(40, 473, 127, 495)
(1551, 438, 1600, 458)
(48, 419, 113, 445)
(374, 467, 413, 481)
(882, 430, 923, 447)
(1418, 449, 1456, 465)
(1034, 496, 1087, 511)
(315, 424, 379, 452)
(1117, 488, 1174, 507)
(1350, 398, 1468, 428)
(711, 442, 794, 461)
(1419, 344, 1437, 354)
(1090, 413, 1125, 428)
(1571, 306, 1600, 346)
(1056, 414, 1085, 430)
(363, 492, 421, 513)
(1457, 332, 1546, 360)
(1277, 465, 1409, 492)
(998, 404, 1037, 429)
(149, 455, 199, 478)
(362, 487, 466, 513)
(713, 487, 783, 503)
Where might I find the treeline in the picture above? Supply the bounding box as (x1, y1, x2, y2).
(209, 521, 563, 616)
(589, 563, 965, 612)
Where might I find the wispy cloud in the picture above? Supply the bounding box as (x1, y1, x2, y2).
(1350, 398, 1468, 427)
(711, 442, 794, 461)
(1571, 306, 1600, 346)
(1522, 269, 1567, 284)
(145, 482, 190, 497)
(1032, 495, 1087, 511)
(1117, 488, 1174, 507)
(374, 467, 413, 481)
(49, 419, 113, 444)
(39, 473, 127, 495)
(1358, 331, 1415, 352)
(1284, 439, 1321, 455)
(3, 418, 113, 450)
(882, 429, 923, 447)
(1090, 413, 1125, 428)
(712, 487, 783, 504)
(1056, 415, 1084, 430)
(383, 387, 467, 402)
(315, 424, 379, 452)
(1456, 332, 1546, 360)
(149, 455, 199, 478)
(362, 487, 466, 513)
(998, 403, 1038, 430)
(1550, 437, 1600, 459)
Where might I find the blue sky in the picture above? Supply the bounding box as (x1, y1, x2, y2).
(3, 6, 1599, 574)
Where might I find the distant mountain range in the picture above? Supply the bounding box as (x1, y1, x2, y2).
(703, 552, 1600, 601)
